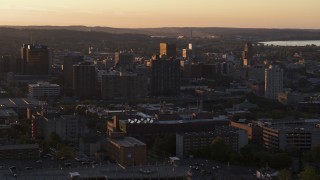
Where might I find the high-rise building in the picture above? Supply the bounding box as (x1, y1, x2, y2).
(21, 44, 49, 75)
(151, 56, 180, 96)
(114, 51, 134, 70)
(73, 62, 96, 98)
(63, 52, 83, 89)
(101, 72, 147, 100)
(265, 65, 283, 99)
(242, 42, 254, 66)
(160, 43, 176, 59)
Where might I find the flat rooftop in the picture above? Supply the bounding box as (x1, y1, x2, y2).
(0, 108, 18, 117)
(109, 137, 145, 147)
(0, 144, 39, 150)
(0, 98, 46, 108)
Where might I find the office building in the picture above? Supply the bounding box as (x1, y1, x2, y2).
(259, 118, 320, 150)
(230, 120, 263, 143)
(265, 65, 283, 99)
(107, 136, 146, 167)
(21, 44, 49, 75)
(114, 51, 134, 70)
(176, 126, 248, 158)
(151, 56, 180, 96)
(73, 62, 96, 98)
(242, 42, 254, 66)
(101, 72, 147, 100)
(63, 52, 83, 89)
(31, 110, 81, 143)
(160, 43, 176, 59)
(28, 82, 60, 98)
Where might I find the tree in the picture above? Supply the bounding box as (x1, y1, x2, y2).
(48, 132, 63, 149)
(278, 169, 292, 180)
(304, 144, 320, 163)
(298, 166, 319, 180)
(210, 137, 235, 162)
(56, 146, 75, 159)
(269, 153, 292, 170)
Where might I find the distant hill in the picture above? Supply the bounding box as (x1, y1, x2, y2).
(1, 26, 320, 57)
(2, 25, 320, 40)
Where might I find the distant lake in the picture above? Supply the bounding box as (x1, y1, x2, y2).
(259, 40, 320, 46)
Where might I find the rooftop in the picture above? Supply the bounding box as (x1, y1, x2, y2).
(109, 137, 145, 147)
(0, 144, 39, 150)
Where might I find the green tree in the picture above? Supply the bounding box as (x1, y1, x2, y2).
(278, 169, 292, 180)
(298, 166, 319, 180)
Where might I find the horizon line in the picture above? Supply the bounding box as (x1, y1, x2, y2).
(0, 25, 319, 31)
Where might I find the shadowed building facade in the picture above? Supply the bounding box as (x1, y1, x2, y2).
(73, 62, 96, 98)
(21, 44, 49, 75)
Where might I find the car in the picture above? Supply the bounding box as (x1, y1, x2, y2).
(82, 162, 89, 165)
(25, 167, 32, 170)
(60, 157, 66, 161)
(36, 160, 42, 163)
(64, 162, 71, 167)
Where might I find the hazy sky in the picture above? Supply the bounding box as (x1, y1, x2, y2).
(0, 0, 319, 29)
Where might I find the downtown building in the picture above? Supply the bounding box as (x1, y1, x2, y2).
(242, 42, 254, 66)
(21, 44, 49, 75)
(114, 51, 134, 70)
(151, 56, 180, 96)
(63, 52, 83, 89)
(265, 65, 284, 99)
(101, 71, 147, 100)
(160, 43, 176, 59)
(73, 62, 96, 98)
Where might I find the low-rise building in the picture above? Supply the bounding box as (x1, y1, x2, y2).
(176, 126, 248, 158)
(0, 108, 18, 125)
(0, 144, 39, 159)
(107, 136, 146, 167)
(32, 110, 82, 144)
(28, 82, 60, 98)
(259, 118, 320, 150)
(230, 119, 263, 143)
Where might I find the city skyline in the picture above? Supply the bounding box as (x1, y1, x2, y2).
(0, 0, 319, 29)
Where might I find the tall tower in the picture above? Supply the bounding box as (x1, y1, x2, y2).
(114, 51, 134, 70)
(242, 42, 254, 66)
(73, 62, 96, 98)
(151, 56, 180, 96)
(160, 43, 176, 59)
(21, 44, 49, 75)
(265, 65, 283, 99)
(63, 52, 83, 89)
